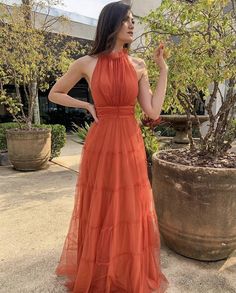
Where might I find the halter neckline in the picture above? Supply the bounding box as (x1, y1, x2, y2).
(104, 48, 128, 59)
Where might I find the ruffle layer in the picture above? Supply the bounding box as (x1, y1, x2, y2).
(56, 188, 168, 292)
(78, 118, 148, 192)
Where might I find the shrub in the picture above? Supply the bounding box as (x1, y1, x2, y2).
(140, 125, 159, 164)
(34, 124, 66, 159)
(0, 122, 18, 151)
(50, 124, 66, 159)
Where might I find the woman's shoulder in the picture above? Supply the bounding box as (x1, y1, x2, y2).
(129, 55, 146, 70)
(69, 55, 97, 75)
(128, 55, 147, 78)
(129, 55, 145, 64)
(74, 54, 97, 65)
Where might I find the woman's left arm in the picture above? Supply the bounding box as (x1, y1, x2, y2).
(137, 43, 168, 120)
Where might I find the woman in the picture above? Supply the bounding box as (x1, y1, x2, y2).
(49, 1, 169, 292)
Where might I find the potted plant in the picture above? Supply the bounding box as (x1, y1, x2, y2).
(0, 1, 85, 170)
(72, 121, 92, 145)
(140, 0, 236, 261)
(0, 122, 66, 165)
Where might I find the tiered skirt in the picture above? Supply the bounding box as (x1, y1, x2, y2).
(55, 106, 169, 292)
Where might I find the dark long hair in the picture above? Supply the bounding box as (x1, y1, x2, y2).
(89, 1, 131, 56)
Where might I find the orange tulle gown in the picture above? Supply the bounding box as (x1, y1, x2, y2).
(55, 48, 169, 293)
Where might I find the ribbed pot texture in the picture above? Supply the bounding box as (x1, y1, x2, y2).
(6, 128, 51, 171)
(152, 151, 236, 261)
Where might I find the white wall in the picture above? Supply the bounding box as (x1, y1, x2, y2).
(35, 12, 96, 40)
(131, 0, 162, 16)
(129, 0, 162, 50)
(2, 4, 97, 40)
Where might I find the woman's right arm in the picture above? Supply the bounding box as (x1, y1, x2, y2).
(48, 57, 90, 110)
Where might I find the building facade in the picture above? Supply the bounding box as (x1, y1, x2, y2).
(3, 1, 230, 131)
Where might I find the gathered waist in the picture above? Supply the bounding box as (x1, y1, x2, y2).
(95, 105, 135, 118)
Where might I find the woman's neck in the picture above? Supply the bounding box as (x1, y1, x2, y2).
(112, 41, 125, 53)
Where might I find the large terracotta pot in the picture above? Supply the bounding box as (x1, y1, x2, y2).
(6, 128, 51, 171)
(152, 150, 236, 261)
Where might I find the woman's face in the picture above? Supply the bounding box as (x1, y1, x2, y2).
(117, 11, 135, 44)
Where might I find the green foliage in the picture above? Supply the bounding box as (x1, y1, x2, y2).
(72, 121, 91, 144)
(140, 0, 236, 157)
(134, 102, 143, 122)
(0, 122, 19, 150)
(141, 0, 235, 113)
(0, 122, 66, 159)
(140, 125, 159, 163)
(50, 124, 66, 159)
(0, 1, 90, 129)
(0, 90, 22, 118)
(135, 102, 159, 161)
(35, 124, 66, 159)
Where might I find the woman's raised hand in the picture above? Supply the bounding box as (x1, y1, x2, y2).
(153, 42, 168, 71)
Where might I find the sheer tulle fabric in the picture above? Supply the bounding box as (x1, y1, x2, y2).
(55, 49, 169, 292)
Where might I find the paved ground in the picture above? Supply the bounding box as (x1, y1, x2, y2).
(0, 134, 236, 293)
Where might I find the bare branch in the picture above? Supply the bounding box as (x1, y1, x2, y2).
(217, 84, 225, 104)
(203, 81, 218, 145)
(41, 15, 66, 32)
